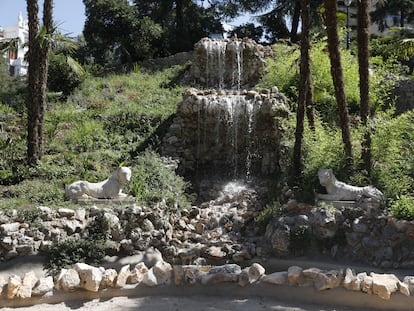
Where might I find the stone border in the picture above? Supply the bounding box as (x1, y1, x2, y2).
(1, 261, 414, 310)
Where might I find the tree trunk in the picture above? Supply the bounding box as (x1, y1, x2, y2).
(38, 0, 53, 159)
(324, 0, 353, 168)
(357, 0, 371, 174)
(293, 0, 312, 185)
(27, 0, 41, 165)
(290, 0, 301, 43)
(26, 0, 53, 165)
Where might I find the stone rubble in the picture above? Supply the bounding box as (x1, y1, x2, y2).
(1, 260, 412, 302)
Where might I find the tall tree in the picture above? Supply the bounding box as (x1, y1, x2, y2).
(133, 0, 222, 56)
(323, 0, 353, 168)
(293, 0, 313, 185)
(83, 0, 162, 66)
(357, 0, 371, 174)
(26, 0, 53, 164)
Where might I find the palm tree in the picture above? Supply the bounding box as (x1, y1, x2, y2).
(293, 0, 313, 185)
(357, 0, 371, 175)
(26, 0, 53, 164)
(323, 0, 353, 169)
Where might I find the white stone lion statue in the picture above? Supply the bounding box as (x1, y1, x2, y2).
(65, 167, 132, 200)
(317, 168, 384, 203)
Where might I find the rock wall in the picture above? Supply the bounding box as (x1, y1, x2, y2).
(191, 37, 273, 89)
(265, 203, 414, 269)
(160, 87, 290, 180)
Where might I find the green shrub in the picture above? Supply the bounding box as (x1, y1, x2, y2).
(127, 150, 189, 211)
(48, 53, 85, 97)
(371, 110, 414, 200)
(255, 201, 285, 234)
(390, 196, 414, 221)
(44, 238, 107, 277)
(64, 119, 108, 152)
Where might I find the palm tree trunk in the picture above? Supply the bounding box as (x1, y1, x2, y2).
(293, 0, 312, 185)
(37, 0, 53, 159)
(290, 0, 301, 43)
(27, 0, 41, 165)
(324, 0, 353, 168)
(357, 0, 371, 174)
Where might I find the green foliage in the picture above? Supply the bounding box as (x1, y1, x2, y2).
(260, 41, 360, 122)
(371, 110, 414, 200)
(127, 150, 189, 211)
(300, 119, 349, 201)
(45, 238, 107, 277)
(82, 0, 162, 67)
(390, 196, 414, 221)
(255, 201, 285, 234)
(64, 119, 108, 153)
(259, 44, 299, 105)
(48, 53, 85, 97)
(1, 179, 65, 205)
(0, 58, 27, 113)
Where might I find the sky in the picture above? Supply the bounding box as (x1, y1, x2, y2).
(0, 0, 254, 38)
(0, 0, 86, 36)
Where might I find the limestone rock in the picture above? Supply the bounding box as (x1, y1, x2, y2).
(152, 260, 173, 285)
(261, 271, 288, 285)
(115, 265, 131, 288)
(17, 271, 38, 298)
(56, 269, 80, 292)
(0, 275, 6, 295)
(371, 273, 400, 300)
(359, 273, 373, 294)
(1, 222, 20, 235)
(32, 276, 54, 297)
(128, 262, 148, 284)
(74, 263, 103, 292)
(343, 268, 361, 291)
(287, 266, 303, 286)
(174, 265, 210, 286)
(398, 281, 410, 296)
(238, 268, 250, 287)
(101, 269, 118, 288)
(314, 270, 343, 291)
(142, 269, 158, 287)
(7, 274, 21, 299)
(200, 264, 241, 285)
(58, 208, 76, 218)
(248, 263, 265, 284)
(403, 276, 414, 293)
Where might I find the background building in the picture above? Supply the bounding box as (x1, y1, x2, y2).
(0, 12, 29, 77)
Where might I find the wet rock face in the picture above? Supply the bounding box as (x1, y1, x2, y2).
(191, 37, 273, 89)
(161, 88, 289, 180)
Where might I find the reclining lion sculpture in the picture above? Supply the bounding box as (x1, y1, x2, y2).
(65, 166, 132, 200)
(317, 168, 384, 203)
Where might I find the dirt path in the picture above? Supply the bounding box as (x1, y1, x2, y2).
(0, 295, 361, 311)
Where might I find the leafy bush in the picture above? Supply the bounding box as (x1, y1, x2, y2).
(127, 150, 189, 211)
(371, 110, 414, 200)
(255, 201, 285, 234)
(45, 238, 107, 277)
(390, 196, 414, 221)
(48, 53, 85, 97)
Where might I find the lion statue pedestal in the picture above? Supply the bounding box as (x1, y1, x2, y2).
(316, 168, 384, 210)
(65, 167, 135, 204)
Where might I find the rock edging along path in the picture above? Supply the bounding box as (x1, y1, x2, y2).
(1, 261, 414, 310)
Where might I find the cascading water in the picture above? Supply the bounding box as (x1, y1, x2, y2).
(162, 37, 289, 199)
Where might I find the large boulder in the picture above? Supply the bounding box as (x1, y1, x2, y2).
(73, 263, 103, 292)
